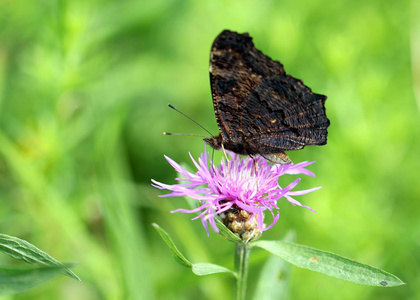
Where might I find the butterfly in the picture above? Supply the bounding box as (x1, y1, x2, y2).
(204, 30, 330, 164)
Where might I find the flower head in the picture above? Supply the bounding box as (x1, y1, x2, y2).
(152, 148, 320, 238)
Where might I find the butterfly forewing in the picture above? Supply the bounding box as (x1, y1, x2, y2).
(207, 30, 329, 162)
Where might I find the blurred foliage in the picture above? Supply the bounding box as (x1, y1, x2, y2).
(0, 0, 418, 299)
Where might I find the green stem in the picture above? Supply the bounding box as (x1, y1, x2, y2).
(235, 243, 250, 300)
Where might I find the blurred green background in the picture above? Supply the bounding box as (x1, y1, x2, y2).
(0, 0, 419, 299)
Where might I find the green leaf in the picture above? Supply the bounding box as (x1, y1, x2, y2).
(252, 241, 406, 287)
(153, 224, 236, 277)
(0, 234, 80, 282)
(215, 218, 242, 244)
(252, 231, 296, 300)
(152, 223, 192, 267)
(192, 263, 236, 277)
(0, 265, 71, 295)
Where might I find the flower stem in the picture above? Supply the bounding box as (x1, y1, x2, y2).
(235, 243, 250, 300)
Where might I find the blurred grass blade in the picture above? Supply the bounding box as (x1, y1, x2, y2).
(252, 241, 406, 287)
(215, 218, 242, 243)
(252, 255, 291, 300)
(192, 263, 236, 277)
(0, 234, 80, 282)
(0, 265, 72, 295)
(252, 231, 296, 300)
(152, 223, 192, 267)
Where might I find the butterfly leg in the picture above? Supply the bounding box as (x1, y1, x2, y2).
(220, 143, 232, 175)
(249, 154, 259, 174)
(220, 143, 230, 162)
(249, 154, 261, 191)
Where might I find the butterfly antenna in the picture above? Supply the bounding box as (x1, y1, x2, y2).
(167, 104, 214, 137)
(163, 132, 207, 138)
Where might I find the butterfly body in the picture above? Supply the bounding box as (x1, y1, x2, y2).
(205, 30, 330, 164)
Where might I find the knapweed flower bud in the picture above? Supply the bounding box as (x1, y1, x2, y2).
(221, 205, 262, 241)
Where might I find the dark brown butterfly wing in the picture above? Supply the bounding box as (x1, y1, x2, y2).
(208, 30, 329, 162)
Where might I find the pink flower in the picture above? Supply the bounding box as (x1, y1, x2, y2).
(152, 149, 320, 235)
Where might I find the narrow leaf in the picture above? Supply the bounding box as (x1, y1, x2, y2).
(0, 234, 80, 282)
(152, 224, 235, 277)
(192, 263, 236, 277)
(215, 218, 242, 243)
(152, 223, 192, 267)
(252, 241, 405, 287)
(0, 265, 71, 295)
